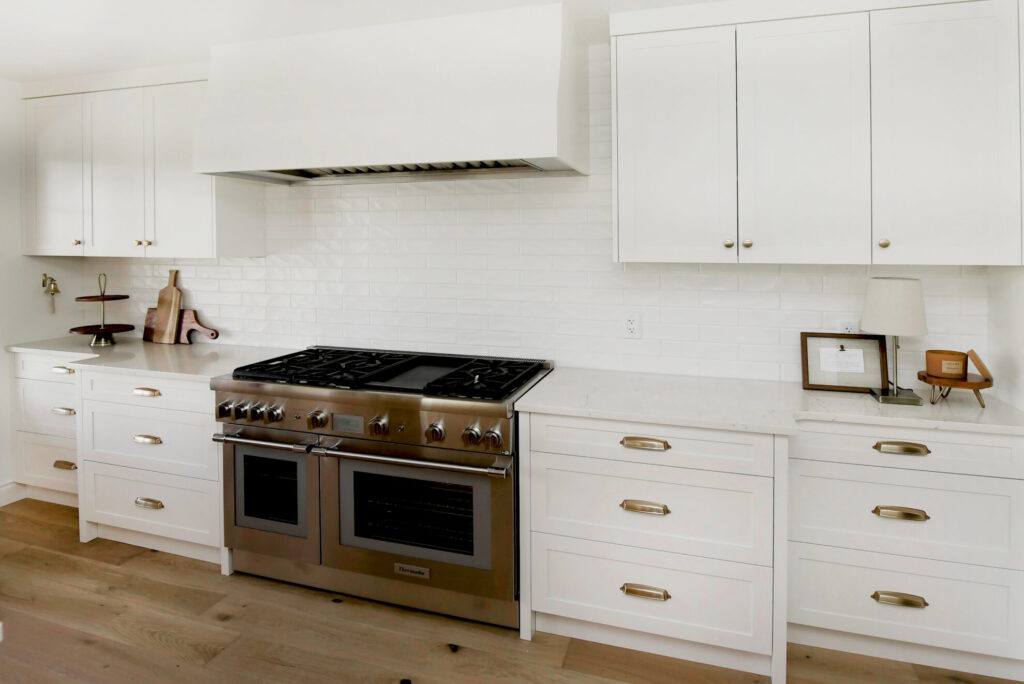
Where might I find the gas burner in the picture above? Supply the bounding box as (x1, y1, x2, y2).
(424, 359, 544, 401)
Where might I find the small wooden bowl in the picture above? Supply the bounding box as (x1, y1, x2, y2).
(926, 350, 968, 380)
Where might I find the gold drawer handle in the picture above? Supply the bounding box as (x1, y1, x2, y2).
(620, 436, 671, 452)
(872, 505, 930, 522)
(52, 460, 77, 471)
(51, 366, 75, 375)
(132, 434, 163, 445)
(133, 387, 162, 397)
(871, 590, 928, 608)
(872, 441, 930, 456)
(51, 406, 76, 416)
(620, 499, 671, 516)
(134, 497, 164, 510)
(620, 583, 671, 601)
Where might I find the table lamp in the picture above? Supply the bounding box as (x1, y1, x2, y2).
(860, 277, 928, 405)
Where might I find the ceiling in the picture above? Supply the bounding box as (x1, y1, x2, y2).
(0, 0, 714, 83)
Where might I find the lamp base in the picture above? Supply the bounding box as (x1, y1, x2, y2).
(871, 387, 924, 406)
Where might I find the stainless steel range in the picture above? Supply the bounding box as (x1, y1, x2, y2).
(211, 346, 552, 628)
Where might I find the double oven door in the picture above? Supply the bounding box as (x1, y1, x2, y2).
(221, 427, 516, 604)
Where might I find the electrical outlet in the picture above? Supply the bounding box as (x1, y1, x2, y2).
(840, 319, 859, 334)
(625, 313, 642, 339)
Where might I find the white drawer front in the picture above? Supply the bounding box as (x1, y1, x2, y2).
(79, 461, 221, 547)
(789, 542, 1024, 659)
(791, 459, 1024, 570)
(82, 370, 213, 413)
(532, 452, 772, 565)
(13, 353, 85, 383)
(794, 420, 1024, 479)
(14, 432, 77, 493)
(16, 379, 78, 438)
(532, 533, 773, 655)
(81, 400, 219, 480)
(531, 414, 773, 476)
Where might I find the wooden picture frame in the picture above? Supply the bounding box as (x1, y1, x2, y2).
(800, 332, 888, 393)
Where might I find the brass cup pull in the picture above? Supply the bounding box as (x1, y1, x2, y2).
(620, 499, 671, 516)
(871, 590, 928, 608)
(620, 436, 671, 452)
(741, 239, 753, 248)
(134, 497, 165, 510)
(878, 239, 891, 248)
(872, 441, 931, 456)
(51, 366, 75, 375)
(872, 505, 930, 521)
(132, 434, 163, 445)
(620, 583, 671, 601)
(52, 460, 77, 471)
(723, 239, 735, 248)
(133, 387, 162, 397)
(51, 406, 76, 416)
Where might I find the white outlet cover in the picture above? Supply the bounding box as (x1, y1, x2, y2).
(625, 312, 642, 338)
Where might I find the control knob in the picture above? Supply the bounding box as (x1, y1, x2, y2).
(216, 400, 235, 419)
(369, 416, 389, 437)
(425, 422, 446, 443)
(249, 403, 266, 421)
(232, 402, 251, 420)
(483, 429, 503, 450)
(307, 410, 329, 429)
(461, 426, 482, 446)
(264, 405, 285, 424)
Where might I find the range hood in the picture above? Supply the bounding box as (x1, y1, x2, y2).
(193, 4, 589, 185)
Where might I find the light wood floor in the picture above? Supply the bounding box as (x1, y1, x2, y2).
(0, 500, 1017, 684)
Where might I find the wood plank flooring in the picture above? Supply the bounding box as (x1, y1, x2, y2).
(0, 500, 1017, 683)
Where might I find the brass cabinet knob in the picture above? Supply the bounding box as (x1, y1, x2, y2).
(723, 239, 735, 248)
(742, 239, 753, 248)
(134, 240, 143, 246)
(878, 239, 891, 248)
(71, 239, 82, 246)
(142, 240, 153, 247)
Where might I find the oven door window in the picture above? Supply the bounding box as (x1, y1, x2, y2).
(339, 460, 492, 569)
(235, 446, 308, 538)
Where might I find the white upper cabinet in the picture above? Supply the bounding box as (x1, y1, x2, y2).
(871, 0, 1021, 265)
(85, 88, 146, 257)
(736, 14, 871, 264)
(22, 95, 85, 255)
(614, 26, 737, 263)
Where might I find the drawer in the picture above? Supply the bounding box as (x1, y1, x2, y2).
(531, 414, 773, 476)
(82, 370, 213, 413)
(794, 420, 1024, 479)
(532, 533, 773, 655)
(81, 401, 219, 480)
(531, 452, 773, 565)
(13, 353, 86, 383)
(789, 542, 1024, 659)
(79, 461, 221, 547)
(15, 379, 78, 438)
(14, 432, 77, 493)
(790, 459, 1024, 570)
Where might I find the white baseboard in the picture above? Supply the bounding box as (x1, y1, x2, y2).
(97, 524, 221, 564)
(789, 624, 1024, 681)
(0, 482, 78, 508)
(0, 481, 25, 507)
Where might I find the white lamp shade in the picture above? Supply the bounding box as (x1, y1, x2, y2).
(860, 277, 928, 337)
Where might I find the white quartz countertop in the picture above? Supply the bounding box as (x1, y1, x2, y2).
(516, 366, 1024, 436)
(6, 336, 296, 381)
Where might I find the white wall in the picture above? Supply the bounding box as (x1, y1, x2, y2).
(989, 268, 1024, 410)
(0, 77, 83, 485)
(92, 45, 991, 394)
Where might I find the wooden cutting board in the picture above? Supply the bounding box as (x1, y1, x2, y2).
(147, 270, 181, 344)
(144, 308, 219, 344)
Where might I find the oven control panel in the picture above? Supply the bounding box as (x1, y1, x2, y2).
(215, 393, 513, 454)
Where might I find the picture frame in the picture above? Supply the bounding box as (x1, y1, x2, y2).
(800, 332, 889, 393)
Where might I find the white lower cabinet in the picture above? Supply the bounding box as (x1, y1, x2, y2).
(14, 432, 77, 494)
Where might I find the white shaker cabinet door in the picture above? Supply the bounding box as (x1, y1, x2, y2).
(614, 26, 737, 263)
(737, 14, 870, 264)
(85, 88, 147, 257)
(22, 95, 85, 255)
(871, 0, 1021, 265)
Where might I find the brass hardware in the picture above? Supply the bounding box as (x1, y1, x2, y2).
(134, 497, 165, 510)
(620, 436, 671, 451)
(71, 239, 82, 246)
(872, 441, 931, 456)
(41, 274, 60, 313)
(134, 240, 144, 246)
(878, 239, 891, 248)
(132, 434, 163, 445)
(741, 239, 753, 248)
(143, 240, 152, 246)
(50, 407, 76, 416)
(620, 499, 671, 516)
(52, 460, 77, 471)
(133, 387, 162, 397)
(871, 590, 928, 608)
(620, 583, 671, 601)
(51, 366, 75, 375)
(723, 239, 735, 248)
(872, 505, 930, 521)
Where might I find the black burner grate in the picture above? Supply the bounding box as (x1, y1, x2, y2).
(232, 348, 412, 388)
(423, 359, 544, 401)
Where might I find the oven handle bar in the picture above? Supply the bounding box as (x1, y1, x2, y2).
(212, 432, 315, 453)
(312, 446, 512, 479)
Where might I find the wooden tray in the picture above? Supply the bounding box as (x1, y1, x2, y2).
(917, 350, 992, 407)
